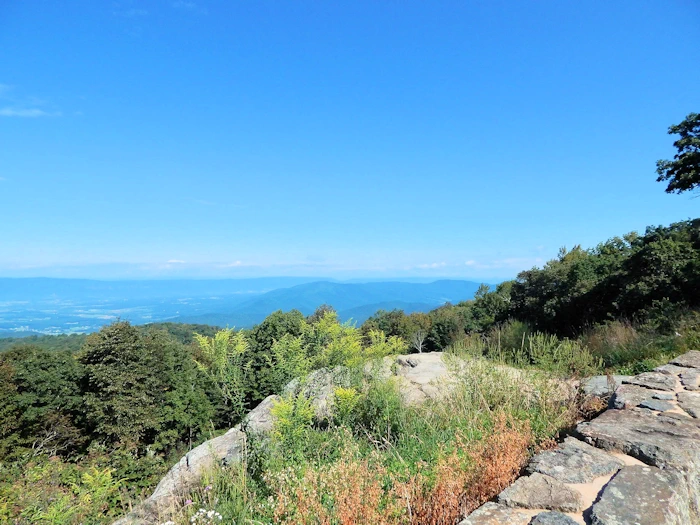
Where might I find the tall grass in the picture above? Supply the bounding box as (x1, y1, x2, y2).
(164, 356, 578, 525)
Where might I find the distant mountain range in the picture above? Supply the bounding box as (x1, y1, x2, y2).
(0, 278, 486, 335)
(174, 280, 483, 326)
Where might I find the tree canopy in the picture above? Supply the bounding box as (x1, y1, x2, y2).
(656, 112, 700, 194)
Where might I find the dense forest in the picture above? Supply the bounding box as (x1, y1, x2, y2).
(0, 113, 698, 524)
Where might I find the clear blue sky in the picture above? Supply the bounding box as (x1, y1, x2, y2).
(1, 1, 698, 280)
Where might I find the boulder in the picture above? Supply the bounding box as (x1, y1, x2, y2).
(576, 407, 700, 472)
(639, 398, 676, 412)
(589, 465, 690, 525)
(497, 473, 583, 513)
(652, 392, 675, 400)
(148, 427, 246, 507)
(609, 384, 659, 410)
(394, 352, 455, 404)
(671, 350, 700, 369)
(678, 391, 700, 418)
(526, 437, 623, 483)
(458, 502, 530, 525)
(529, 512, 579, 525)
(623, 371, 676, 391)
(681, 369, 700, 391)
(242, 394, 280, 435)
(283, 366, 352, 422)
(655, 363, 689, 376)
(581, 375, 630, 398)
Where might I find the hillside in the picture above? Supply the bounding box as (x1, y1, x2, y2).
(175, 280, 482, 326)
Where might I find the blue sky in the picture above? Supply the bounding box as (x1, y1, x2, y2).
(1, 1, 699, 280)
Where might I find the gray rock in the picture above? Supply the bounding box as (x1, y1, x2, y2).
(609, 384, 658, 409)
(283, 366, 352, 422)
(498, 473, 583, 512)
(623, 371, 677, 391)
(576, 406, 700, 519)
(394, 352, 455, 404)
(652, 392, 675, 400)
(681, 368, 700, 390)
(639, 398, 676, 412)
(678, 391, 700, 418)
(242, 394, 279, 434)
(589, 465, 690, 525)
(655, 363, 689, 376)
(526, 437, 623, 483)
(529, 512, 579, 525)
(671, 350, 700, 369)
(458, 502, 531, 525)
(576, 407, 700, 472)
(581, 375, 631, 397)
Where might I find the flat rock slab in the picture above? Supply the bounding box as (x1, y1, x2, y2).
(655, 363, 688, 376)
(498, 473, 583, 512)
(581, 375, 630, 397)
(671, 350, 700, 369)
(639, 398, 676, 412)
(458, 502, 530, 525)
(610, 384, 660, 410)
(576, 407, 700, 472)
(589, 465, 690, 525)
(652, 392, 675, 400)
(678, 391, 700, 418)
(530, 512, 579, 525)
(681, 369, 700, 390)
(526, 437, 623, 483)
(623, 371, 676, 391)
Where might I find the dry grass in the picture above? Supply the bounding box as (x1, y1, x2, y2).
(268, 413, 532, 525)
(409, 413, 532, 525)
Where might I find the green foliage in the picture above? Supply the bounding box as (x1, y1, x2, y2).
(0, 333, 87, 354)
(270, 394, 315, 450)
(80, 322, 169, 450)
(80, 322, 215, 453)
(194, 328, 249, 423)
(0, 346, 85, 459)
(510, 220, 700, 336)
(656, 112, 700, 194)
(0, 457, 124, 525)
(176, 357, 577, 524)
(246, 310, 306, 403)
(333, 387, 361, 426)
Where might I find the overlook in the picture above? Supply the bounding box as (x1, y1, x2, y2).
(1, 1, 700, 524)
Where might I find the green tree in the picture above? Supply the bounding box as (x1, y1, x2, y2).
(0, 346, 85, 457)
(79, 322, 167, 451)
(656, 112, 700, 194)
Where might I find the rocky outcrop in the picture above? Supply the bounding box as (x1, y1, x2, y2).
(113, 352, 469, 525)
(460, 350, 700, 525)
(498, 473, 584, 513)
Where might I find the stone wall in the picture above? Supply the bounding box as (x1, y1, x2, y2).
(460, 350, 700, 525)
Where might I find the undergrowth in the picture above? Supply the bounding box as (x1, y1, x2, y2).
(165, 356, 578, 525)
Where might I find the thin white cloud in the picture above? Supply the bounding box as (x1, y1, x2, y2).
(167, 259, 186, 264)
(417, 262, 447, 269)
(194, 199, 216, 206)
(220, 261, 243, 268)
(0, 107, 61, 118)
